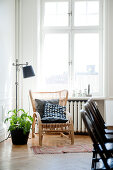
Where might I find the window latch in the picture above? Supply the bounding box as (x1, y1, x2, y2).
(67, 11, 72, 16)
(68, 61, 72, 66)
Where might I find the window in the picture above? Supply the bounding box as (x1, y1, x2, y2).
(43, 1, 69, 26)
(39, 0, 103, 96)
(74, 1, 99, 26)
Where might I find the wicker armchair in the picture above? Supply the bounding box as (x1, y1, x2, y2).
(29, 90, 74, 146)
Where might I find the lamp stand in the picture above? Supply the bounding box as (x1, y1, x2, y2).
(13, 59, 28, 113)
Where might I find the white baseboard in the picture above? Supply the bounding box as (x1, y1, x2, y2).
(0, 127, 6, 142)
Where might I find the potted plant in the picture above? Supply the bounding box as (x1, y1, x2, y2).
(4, 109, 33, 145)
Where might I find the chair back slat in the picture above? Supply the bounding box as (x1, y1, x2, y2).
(88, 99, 105, 128)
(84, 102, 106, 139)
(81, 110, 98, 145)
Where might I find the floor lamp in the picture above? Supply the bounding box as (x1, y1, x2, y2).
(13, 59, 35, 112)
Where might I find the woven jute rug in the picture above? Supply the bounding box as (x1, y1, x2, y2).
(31, 144, 92, 154)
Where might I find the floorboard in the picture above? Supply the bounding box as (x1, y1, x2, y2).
(0, 134, 92, 170)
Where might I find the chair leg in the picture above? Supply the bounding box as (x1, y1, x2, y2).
(69, 132, 71, 138)
(70, 123, 74, 144)
(32, 113, 36, 138)
(70, 130, 74, 145)
(32, 120, 35, 138)
(39, 133, 42, 146)
(39, 124, 42, 146)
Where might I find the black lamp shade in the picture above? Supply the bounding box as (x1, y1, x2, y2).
(23, 65, 35, 78)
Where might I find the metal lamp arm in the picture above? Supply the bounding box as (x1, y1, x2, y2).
(13, 59, 29, 113)
(12, 59, 35, 113)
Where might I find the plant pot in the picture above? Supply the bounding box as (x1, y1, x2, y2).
(11, 128, 29, 145)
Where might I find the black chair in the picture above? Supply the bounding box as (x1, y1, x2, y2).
(84, 102, 113, 165)
(81, 110, 113, 170)
(88, 99, 113, 134)
(84, 102, 113, 143)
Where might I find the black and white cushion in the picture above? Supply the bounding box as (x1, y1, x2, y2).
(35, 99, 59, 118)
(41, 102, 68, 123)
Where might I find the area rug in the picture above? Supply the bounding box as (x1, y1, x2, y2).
(31, 144, 92, 154)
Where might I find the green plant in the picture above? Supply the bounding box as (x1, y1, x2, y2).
(4, 109, 33, 134)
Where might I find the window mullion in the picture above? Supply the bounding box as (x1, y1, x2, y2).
(69, 31, 75, 92)
(68, 0, 72, 91)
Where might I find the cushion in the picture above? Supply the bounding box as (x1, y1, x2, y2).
(35, 99, 59, 118)
(41, 102, 68, 123)
(41, 117, 68, 123)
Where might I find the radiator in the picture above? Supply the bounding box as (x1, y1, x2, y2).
(66, 100, 87, 133)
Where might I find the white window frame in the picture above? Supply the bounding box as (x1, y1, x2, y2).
(39, 0, 103, 96)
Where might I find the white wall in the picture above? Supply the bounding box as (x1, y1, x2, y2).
(107, 1, 113, 97)
(0, 0, 15, 141)
(104, 0, 113, 125)
(105, 100, 113, 126)
(18, 0, 38, 112)
(104, 0, 113, 98)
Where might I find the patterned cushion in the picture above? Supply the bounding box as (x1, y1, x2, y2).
(41, 102, 68, 123)
(35, 99, 59, 118)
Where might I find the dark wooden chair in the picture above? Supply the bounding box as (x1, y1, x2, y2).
(88, 98, 113, 134)
(81, 110, 113, 170)
(84, 102, 113, 143)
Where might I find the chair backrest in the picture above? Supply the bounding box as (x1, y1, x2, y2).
(29, 89, 68, 112)
(81, 110, 98, 145)
(84, 102, 106, 141)
(81, 110, 111, 169)
(88, 98, 105, 128)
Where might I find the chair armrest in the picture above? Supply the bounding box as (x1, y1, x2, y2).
(32, 112, 41, 123)
(35, 112, 42, 125)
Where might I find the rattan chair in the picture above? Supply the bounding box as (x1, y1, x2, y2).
(29, 89, 74, 146)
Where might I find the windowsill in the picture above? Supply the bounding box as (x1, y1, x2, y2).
(68, 96, 106, 101)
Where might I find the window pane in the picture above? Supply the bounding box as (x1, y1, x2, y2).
(44, 1, 69, 26)
(41, 33, 69, 91)
(74, 1, 99, 26)
(74, 33, 99, 94)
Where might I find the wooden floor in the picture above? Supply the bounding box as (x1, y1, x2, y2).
(0, 134, 92, 170)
